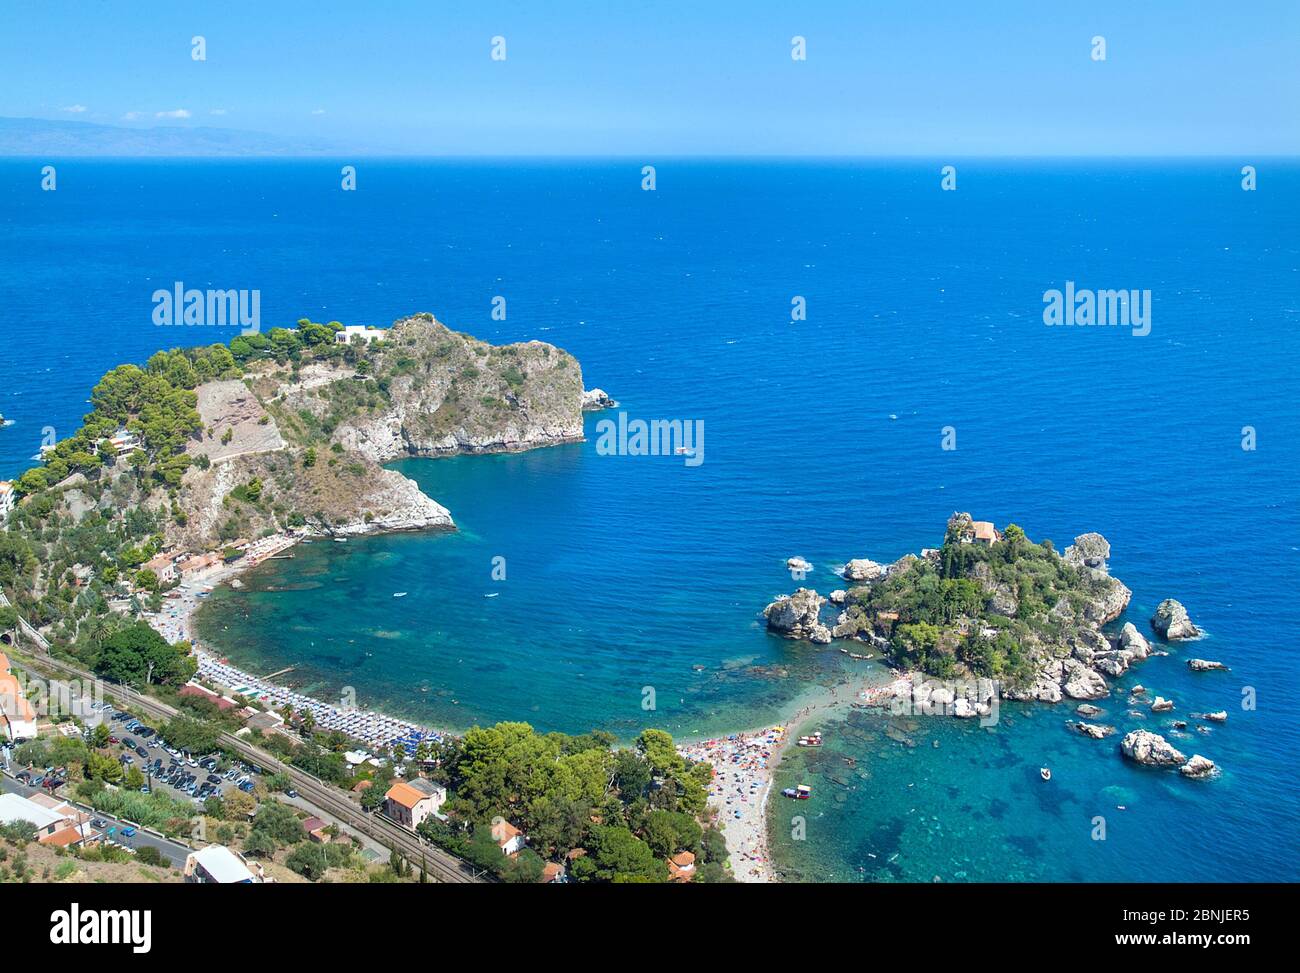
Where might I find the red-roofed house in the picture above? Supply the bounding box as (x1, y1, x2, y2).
(302, 816, 331, 842)
(383, 778, 446, 829)
(667, 850, 696, 882)
(491, 819, 525, 856)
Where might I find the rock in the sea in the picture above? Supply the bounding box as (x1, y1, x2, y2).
(842, 558, 883, 583)
(1062, 662, 1109, 700)
(1064, 532, 1112, 574)
(1203, 711, 1228, 723)
(581, 388, 618, 411)
(786, 556, 813, 575)
(1076, 704, 1104, 717)
(1151, 598, 1200, 640)
(1130, 684, 1147, 696)
(1151, 696, 1175, 712)
(1073, 721, 1116, 739)
(828, 589, 847, 605)
(1119, 623, 1152, 659)
(1082, 576, 1132, 625)
(1120, 730, 1187, 767)
(1179, 754, 1216, 779)
(1188, 659, 1229, 672)
(763, 588, 828, 641)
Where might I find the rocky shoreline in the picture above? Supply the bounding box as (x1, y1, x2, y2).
(761, 514, 1223, 781)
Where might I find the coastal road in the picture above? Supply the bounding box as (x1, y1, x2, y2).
(16, 652, 487, 884)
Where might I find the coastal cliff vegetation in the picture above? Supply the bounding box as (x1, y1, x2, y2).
(407, 723, 731, 883)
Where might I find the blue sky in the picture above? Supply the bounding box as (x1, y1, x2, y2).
(1, 0, 1295, 154)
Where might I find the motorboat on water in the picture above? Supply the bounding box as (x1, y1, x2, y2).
(1040, 767, 1052, 781)
(781, 784, 813, 800)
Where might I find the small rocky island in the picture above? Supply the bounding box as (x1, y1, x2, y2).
(763, 513, 1219, 777)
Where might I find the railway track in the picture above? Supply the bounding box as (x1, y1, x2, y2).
(22, 652, 486, 884)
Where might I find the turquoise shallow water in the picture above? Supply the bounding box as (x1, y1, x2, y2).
(5, 159, 1298, 880)
(194, 422, 862, 740)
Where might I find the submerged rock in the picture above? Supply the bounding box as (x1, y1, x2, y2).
(1151, 599, 1200, 640)
(1120, 730, 1187, 767)
(1076, 704, 1104, 717)
(1073, 721, 1116, 739)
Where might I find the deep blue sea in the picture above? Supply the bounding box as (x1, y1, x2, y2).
(2, 158, 1297, 881)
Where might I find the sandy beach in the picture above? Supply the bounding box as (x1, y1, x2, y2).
(679, 670, 910, 882)
(144, 532, 451, 754)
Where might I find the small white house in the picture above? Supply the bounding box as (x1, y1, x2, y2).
(107, 428, 142, 453)
(184, 844, 260, 884)
(335, 325, 388, 345)
(491, 819, 526, 856)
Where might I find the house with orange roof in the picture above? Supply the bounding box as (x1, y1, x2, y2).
(142, 551, 179, 585)
(667, 850, 696, 882)
(382, 777, 446, 829)
(971, 521, 1001, 545)
(301, 816, 332, 843)
(490, 819, 526, 856)
(0, 653, 38, 741)
(540, 861, 565, 883)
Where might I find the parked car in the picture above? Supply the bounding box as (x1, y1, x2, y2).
(285, 789, 299, 799)
(120, 826, 136, 837)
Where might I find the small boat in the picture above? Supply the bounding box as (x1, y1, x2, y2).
(393, 592, 407, 598)
(1040, 767, 1052, 781)
(797, 732, 823, 748)
(781, 784, 813, 800)
(484, 592, 499, 598)
(674, 446, 695, 456)
(334, 537, 348, 543)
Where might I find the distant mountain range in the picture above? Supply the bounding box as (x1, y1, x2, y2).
(0, 116, 348, 156)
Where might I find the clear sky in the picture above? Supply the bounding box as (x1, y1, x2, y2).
(1, 0, 1295, 155)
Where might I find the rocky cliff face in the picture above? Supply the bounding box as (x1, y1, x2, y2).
(160, 316, 592, 548)
(319, 317, 585, 462)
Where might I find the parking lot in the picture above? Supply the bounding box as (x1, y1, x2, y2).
(97, 702, 264, 807)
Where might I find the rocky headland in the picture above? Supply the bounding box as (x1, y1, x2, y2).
(10, 314, 608, 553)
